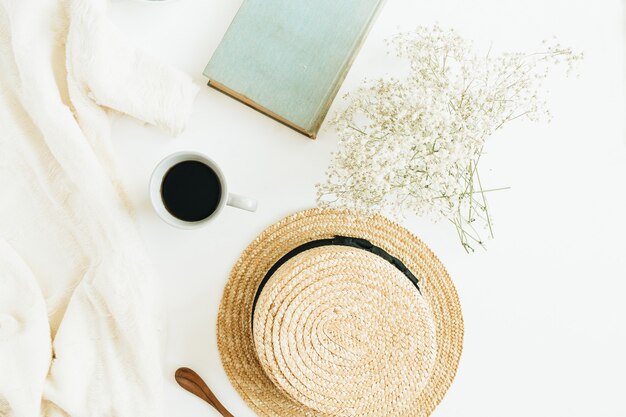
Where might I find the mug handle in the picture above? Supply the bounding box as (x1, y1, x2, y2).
(227, 193, 258, 212)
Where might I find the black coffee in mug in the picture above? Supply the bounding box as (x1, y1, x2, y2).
(160, 160, 222, 222)
(151, 152, 257, 228)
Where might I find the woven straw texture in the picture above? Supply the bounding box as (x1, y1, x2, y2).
(217, 209, 463, 417)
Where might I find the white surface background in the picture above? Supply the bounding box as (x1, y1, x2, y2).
(109, 0, 626, 416)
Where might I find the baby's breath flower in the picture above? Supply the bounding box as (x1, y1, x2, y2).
(317, 26, 582, 252)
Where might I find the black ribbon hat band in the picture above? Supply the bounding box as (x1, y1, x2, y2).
(251, 236, 421, 325)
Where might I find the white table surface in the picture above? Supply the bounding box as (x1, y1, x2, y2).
(109, 0, 626, 416)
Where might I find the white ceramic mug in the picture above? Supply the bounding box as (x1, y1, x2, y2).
(150, 151, 257, 229)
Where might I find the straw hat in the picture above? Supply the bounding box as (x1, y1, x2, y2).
(217, 208, 463, 417)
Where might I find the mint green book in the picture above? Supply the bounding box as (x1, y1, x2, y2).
(203, 0, 385, 138)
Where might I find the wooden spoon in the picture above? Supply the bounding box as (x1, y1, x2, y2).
(175, 367, 235, 417)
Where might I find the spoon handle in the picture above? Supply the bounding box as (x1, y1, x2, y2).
(175, 367, 235, 417)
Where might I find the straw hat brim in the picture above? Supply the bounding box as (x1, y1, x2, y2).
(217, 208, 464, 417)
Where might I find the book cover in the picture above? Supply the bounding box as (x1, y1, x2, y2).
(203, 0, 385, 138)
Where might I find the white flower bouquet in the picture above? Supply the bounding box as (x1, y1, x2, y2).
(317, 26, 581, 252)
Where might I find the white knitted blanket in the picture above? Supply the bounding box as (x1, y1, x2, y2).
(0, 0, 199, 415)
